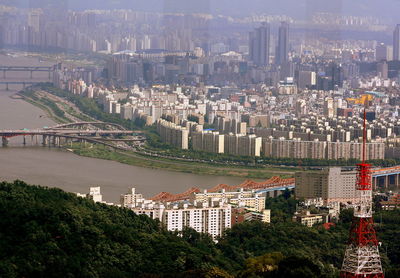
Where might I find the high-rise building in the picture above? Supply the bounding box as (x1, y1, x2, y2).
(276, 22, 289, 65)
(249, 23, 270, 66)
(377, 61, 389, 79)
(163, 203, 231, 239)
(28, 10, 41, 33)
(324, 97, 335, 118)
(295, 168, 357, 204)
(393, 24, 400, 61)
(376, 43, 391, 62)
(297, 71, 316, 89)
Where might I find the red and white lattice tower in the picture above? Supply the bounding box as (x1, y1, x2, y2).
(340, 108, 384, 278)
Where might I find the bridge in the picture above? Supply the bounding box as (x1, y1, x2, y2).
(372, 166, 400, 189)
(0, 81, 45, 91)
(0, 129, 137, 137)
(52, 121, 129, 131)
(0, 66, 54, 79)
(0, 121, 146, 147)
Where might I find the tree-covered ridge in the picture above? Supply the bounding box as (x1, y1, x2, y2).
(0, 181, 399, 277)
(0, 181, 227, 277)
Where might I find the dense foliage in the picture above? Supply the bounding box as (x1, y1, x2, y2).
(0, 181, 228, 277)
(0, 181, 400, 277)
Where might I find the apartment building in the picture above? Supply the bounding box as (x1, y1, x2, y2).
(131, 201, 231, 239)
(163, 203, 231, 238)
(192, 131, 225, 154)
(263, 137, 384, 160)
(156, 119, 189, 149)
(193, 188, 266, 212)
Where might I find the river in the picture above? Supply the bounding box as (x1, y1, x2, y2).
(0, 53, 244, 203)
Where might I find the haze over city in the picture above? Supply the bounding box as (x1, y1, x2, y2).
(0, 0, 399, 277)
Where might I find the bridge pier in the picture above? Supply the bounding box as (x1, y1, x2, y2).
(30, 71, 33, 79)
(23, 136, 26, 146)
(42, 135, 48, 146)
(5, 83, 9, 91)
(59, 137, 66, 147)
(2, 137, 9, 147)
(51, 136, 60, 147)
(65, 138, 73, 147)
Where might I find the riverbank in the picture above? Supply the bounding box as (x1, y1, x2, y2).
(69, 143, 294, 179)
(19, 89, 93, 123)
(18, 88, 296, 179)
(17, 92, 69, 124)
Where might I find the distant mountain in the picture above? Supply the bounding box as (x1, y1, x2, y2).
(5, 0, 399, 23)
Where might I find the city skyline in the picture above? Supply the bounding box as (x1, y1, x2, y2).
(0, 1, 399, 277)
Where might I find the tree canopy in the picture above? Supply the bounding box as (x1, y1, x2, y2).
(0, 180, 399, 277)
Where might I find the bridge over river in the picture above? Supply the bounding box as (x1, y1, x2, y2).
(0, 121, 145, 148)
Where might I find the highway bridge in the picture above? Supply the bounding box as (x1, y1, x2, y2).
(372, 166, 400, 189)
(0, 121, 145, 147)
(52, 121, 128, 131)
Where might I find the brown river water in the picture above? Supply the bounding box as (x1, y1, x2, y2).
(0, 53, 244, 203)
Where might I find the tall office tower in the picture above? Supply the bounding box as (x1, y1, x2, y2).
(393, 24, 400, 61)
(249, 23, 270, 66)
(276, 22, 289, 65)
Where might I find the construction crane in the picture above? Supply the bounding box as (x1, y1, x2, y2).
(347, 94, 374, 106)
(340, 101, 384, 277)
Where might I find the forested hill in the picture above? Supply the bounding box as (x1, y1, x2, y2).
(0, 180, 231, 277)
(0, 180, 399, 278)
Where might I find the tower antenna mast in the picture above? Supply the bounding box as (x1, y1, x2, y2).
(340, 98, 384, 278)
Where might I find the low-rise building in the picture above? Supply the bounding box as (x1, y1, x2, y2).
(231, 207, 271, 225)
(380, 194, 400, 210)
(87, 186, 102, 203)
(293, 210, 326, 227)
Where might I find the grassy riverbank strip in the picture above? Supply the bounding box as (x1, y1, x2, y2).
(69, 143, 295, 179)
(17, 92, 70, 124)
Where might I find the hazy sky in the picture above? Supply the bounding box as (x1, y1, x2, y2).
(3, 0, 400, 23)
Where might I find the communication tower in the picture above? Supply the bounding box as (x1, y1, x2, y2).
(340, 108, 384, 278)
